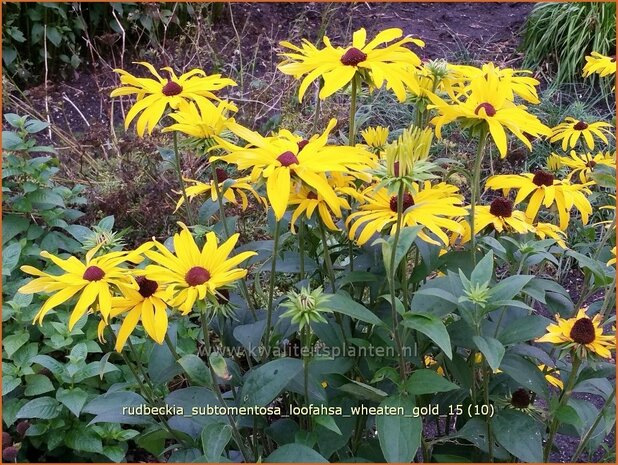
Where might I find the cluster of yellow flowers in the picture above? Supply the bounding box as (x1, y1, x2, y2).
(21, 28, 615, 358)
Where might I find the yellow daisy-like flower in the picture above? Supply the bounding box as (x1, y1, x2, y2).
(288, 175, 352, 233)
(18, 245, 143, 328)
(458, 197, 535, 243)
(546, 153, 563, 172)
(174, 170, 264, 213)
(424, 355, 445, 376)
(278, 28, 424, 102)
(361, 126, 390, 149)
(534, 222, 568, 249)
(582, 52, 616, 78)
(485, 171, 593, 230)
(162, 99, 238, 139)
(143, 224, 256, 314)
(214, 119, 376, 220)
(347, 181, 467, 246)
(536, 308, 615, 359)
(538, 364, 564, 390)
(557, 150, 616, 183)
(549, 117, 613, 151)
(427, 71, 552, 157)
(98, 276, 169, 351)
(110, 62, 236, 136)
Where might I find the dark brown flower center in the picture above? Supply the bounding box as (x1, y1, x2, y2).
(511, 388, 532, 409)
(215, 168, 229, 183)
(586, 160, 597, 168)
(489, 197, 513, 218)
(532, 170, 554, 187)
(573, 120, 588, 131)
(474, 102, 497, 117)
(83, 265, 105, 281)
(136, 276, 158, 298)
(340, 47, 367, 66)
(162, 79, 183, 96)
(307, 191, 318, 200)
(185, 266, 211, 286)
(297, 139, 310, 151)
(277, 151, 299, 167)
(216, 288, 230, 305)
(569, 317, 596, 344)
(389, 192, 415, 212)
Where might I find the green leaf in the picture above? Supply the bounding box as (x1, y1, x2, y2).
(376, 395, 421, 462)
(240, 358, 303, 407)
(265, 443, 328, 462)
(489, 275, 534, 301)
(2, 377, 21, 396)
(402, 313, 452, 359)
(472, 336, 505, 372)
(314, 415, 342, 435)
(178, 354, 213, 386)
(101, 445, 126, 463)
(83, 392, 154, 425)
(2, 242, 22, 275)
(470, 250, 494, 285)
(492, 409, 542, 462)
(65, 427, 104, 454)
(201, 422, 232, 461)
(56, 387, 89, 417)
(382, 226, 423, 277)
(31, 354, 64, 375)
(2, 215, 29, 244)
(209, 352, 231, 381)
(46, 26, 62, 47)
(24, 374, 54, 396)
(337, 378, 388, 402)
(404, 369, 459, 395)
(3, 333, 30, 357)
(497, 315, 551, 345)
(16, 396, 62, 420)
(327, 292, 384, 326)
(500, 354, 549, 398)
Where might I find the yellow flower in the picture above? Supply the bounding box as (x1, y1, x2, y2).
(550, 117, 613, 151)
(214, 119, 375, 220)
(347, 181, 466, 246)
(142, 224, 256, 314)
(457, 197, 535, 243)
(536, 308, 615, 359)
(174, 171, 264, 213)
(557, 150, 616, 183)
(608, 246, 616, 267)
(538, 364, 564, 390)
(485, 171, 593, 230)
(162, 99, 238, 139)
(278, 28, 423, 102)
(98, 276, 169, 351)
(582, 52, 616, 78)
(424, 355, 445, 376)
(18, 244, 143, 328)
(361, 126, 390, 149)
(110, 62, 236, 136)
(428, 71, 551, 157)
(546, 153, 563, 172)
(383, 125, 433, 178)
(534, 222, 568, 249)
(289, 176, 351, 233)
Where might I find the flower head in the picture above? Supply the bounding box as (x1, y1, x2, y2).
(557, 150, 616, 183)
(538, 364, 563, 390)
(582, 52, 616, 78)
(214, 119, 375, 220)
(361, 126, 390, 150)
(348, 181, 466, 246)
(280, 286, 332, 331)
(163, 99, 238, 139)
(142, 224, 256, 314)
(536, 308, 615, 359)
(18, 244, 144, 328)
(278, 28, 424, 102)
(550, 117, 613, 151)
(110, 62, 236, 136)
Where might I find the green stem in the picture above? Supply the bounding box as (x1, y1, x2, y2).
(470, 128, 488, 266)
(543, 356, 582, 462)
(302, 326, 312, 431)
(299, 218, 306, 282)
(318, 219, 337, 292)
(348, 76, 358, 146)
(209, 162, 257, 319)
(312, 78, 323, 132)
(389, 183, 407, 380)
(164, 333, 180, 361)
(571, 388, 615, 461)
(173, 132, 195, 225)
(263, 220, 281, 354)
